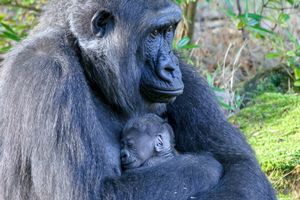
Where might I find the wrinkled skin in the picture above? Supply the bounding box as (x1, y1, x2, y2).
(120, 130, 155, 170)
(120, 114, 175, 171)
(0, 0, 276, 200)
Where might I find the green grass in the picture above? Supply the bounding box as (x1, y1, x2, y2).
(230, 93, 300, 200)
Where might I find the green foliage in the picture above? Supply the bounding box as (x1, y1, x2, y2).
(173, 0, 197, 5)
(240, 66, 293, 107)
(224, 0, 300, 88)
(231, 93, 300, 199)
(0, 0, 45, 53)
(174, 36, 199, 50)
(206, 73, 243, 113)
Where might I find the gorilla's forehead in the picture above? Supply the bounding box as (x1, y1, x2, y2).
(115, 0, 182, 28)
(121, 0, 178, 10)
(82, 0, 182, 22)
(70, 0, 182, 40)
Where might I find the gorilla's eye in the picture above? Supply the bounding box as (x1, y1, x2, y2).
(91, 10, 115, 38)
(167, 25, 174, 33)
(150, 29, 159, 38)
(127, 143, 133, 148)
(127, 141, 134, 148)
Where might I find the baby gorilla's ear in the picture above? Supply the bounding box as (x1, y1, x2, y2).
(154, 134, 164, 152)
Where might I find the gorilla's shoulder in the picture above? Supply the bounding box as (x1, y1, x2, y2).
(3, 29, 81, 80)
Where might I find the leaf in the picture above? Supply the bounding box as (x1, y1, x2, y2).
(278, 13, 290, 24)
(176, 36, 190, 49)
(286, 50, 296, 57)
(265, 52, 280, 59)
(247, 13, 264, 21)
(218, 99, 233, 110)
(286, 0, 295, 5)
(0, 31, 20, 41)
(213, 87, 225, 92)
(0, 22, 17, 34)
(226, 10, 236, 18)
(247, 19, 259, 27)
(206, 74, 214, 86)
(180, 44, 199, 49)
(287, 31, 299, 46)
(237, 21, 246, 30)
(293, 80, 300, 87)
(0, 45, 12, 53)
(294, 68, 300, 80)
(246, 25, 276, 36)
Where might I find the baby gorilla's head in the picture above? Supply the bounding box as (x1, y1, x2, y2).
(120, 114, 175, 170)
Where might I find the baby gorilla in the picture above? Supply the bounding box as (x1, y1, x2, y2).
(101, 114, 223, 200)
(120, 114, 177, 171)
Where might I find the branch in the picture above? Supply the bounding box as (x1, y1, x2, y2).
(184, 0, 198, 41)
(236, 0, 254, 69)
(264, 5, 300, 10)
(236, 0, 247, 41)
(0, 2, 41, 12)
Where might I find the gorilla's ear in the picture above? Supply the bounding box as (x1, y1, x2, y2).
(91, 11, 115, 38)
(154, 134, 164, 152)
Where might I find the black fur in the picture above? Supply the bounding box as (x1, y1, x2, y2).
(168, 64, 276, 199)
(0, 0, 276, 200)
(102, 153, 223, 200)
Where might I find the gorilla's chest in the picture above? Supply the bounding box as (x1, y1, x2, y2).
(91, 95, 124, 177)
(97, 111, 123, 177)
(103, 128, 122, 177)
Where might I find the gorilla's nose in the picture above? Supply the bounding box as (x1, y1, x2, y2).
(156, 58, 177, 83)
(120, 150, 129, 162)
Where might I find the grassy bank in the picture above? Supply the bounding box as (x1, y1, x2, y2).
(231, 93, 300, 200)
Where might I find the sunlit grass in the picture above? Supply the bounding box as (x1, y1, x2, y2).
(231, 93, 300, 200)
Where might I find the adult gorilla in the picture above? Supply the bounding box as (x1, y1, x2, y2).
(0, 0, 275, 199)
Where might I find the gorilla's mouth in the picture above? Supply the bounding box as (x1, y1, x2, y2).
(151, 87, 184, 96)
(141, 84, 184, 103)
(122, 160, 137, 170)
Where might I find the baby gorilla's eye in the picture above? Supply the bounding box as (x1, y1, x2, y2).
(126, 140, 134, 148)
(127, 143, 134, 148)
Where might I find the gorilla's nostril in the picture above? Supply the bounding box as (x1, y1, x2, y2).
(164, 66, 176, 79)
(156, 63, 177, 83)
(164, 65, 175, 73)
(120, 150, 128, 161)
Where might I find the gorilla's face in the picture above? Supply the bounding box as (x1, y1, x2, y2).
(120, 130, 155, 170)
(70, 0, 183, 111)
(140, 12, 184, 103)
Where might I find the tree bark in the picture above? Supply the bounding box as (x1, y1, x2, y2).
(175, 1, 198, 42)
(184, 1, 198, 41)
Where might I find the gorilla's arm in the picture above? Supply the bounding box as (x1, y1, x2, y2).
(0, 34, 108, 200)
(102, 154, 222, 200)
(167, 63, 276, 200)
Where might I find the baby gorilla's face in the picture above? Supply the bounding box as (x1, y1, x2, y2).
(120, 130, 154, 170)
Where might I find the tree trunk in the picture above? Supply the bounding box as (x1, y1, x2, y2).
(184, 1, 198, 41)
(175, 0, 198, 42)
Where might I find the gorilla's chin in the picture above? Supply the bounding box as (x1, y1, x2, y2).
(140, 84, 184, 103)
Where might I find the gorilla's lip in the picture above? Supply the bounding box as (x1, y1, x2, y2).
(151, 87, 184, 96)
(140, 83, 184, 103)
(122, 160, 136, 169)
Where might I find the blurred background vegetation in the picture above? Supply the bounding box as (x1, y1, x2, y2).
(0, 0, 299, 199)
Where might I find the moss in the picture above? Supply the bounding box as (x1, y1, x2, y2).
(230, 93, 300, 199)
(237, 66, 294, 107)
